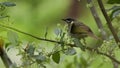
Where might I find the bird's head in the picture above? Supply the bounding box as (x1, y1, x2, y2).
(62, 18, 75, 24)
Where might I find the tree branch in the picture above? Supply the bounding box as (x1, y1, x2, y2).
(87, 0, 119, 67)
(86, 47, 120, 64)
(0, 24, 120, 64)
(0, 24, 60, 44)
(86, 0, 107, 40)
(97, 0, 120, 44)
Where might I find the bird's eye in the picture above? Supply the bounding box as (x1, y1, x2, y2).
(66, 20, 71, 23)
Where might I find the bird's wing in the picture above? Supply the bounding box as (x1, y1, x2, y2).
(71, 22, 93, 34)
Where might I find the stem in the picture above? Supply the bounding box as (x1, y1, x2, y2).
(86, 0, 107, 40)
(95, 49, 120, 64)
(0, 24, 120, 64)
(97, 0, 120, 44)
(0, 24, 60, 44)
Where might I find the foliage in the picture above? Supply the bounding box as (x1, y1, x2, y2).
(107, 6, 120, 20)
(0, 0, 120, 68)
(107, 0, 120, 4)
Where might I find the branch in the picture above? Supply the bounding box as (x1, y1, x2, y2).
(86, 0, 107, 40)
(86, 47, 120, 64)
(0, 24, 120, 64)
(97, 0, 120, 44)
(86, 0, 119, 67)
(0, 24, 60, 44)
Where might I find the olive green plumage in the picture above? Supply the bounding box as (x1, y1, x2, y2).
(62, 18, 98, 39)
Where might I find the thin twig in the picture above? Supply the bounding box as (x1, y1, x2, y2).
(86, 47, 120, 64)
(0, 24, 60, 44)
(0, 24, 120, 64)
(86, 0, 119, 67)
(95, 49, 120, 64)
(97, 0, 120, 44)
(86, 0, 107, 40)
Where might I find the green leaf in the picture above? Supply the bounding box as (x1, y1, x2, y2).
(54, 28, 62, 36)
(60, 32, 65, 47)
(64, 47, 76, 55)
(112, 10, 120, 18)
(107, 0, 120, 4)
(7, 31, 19, 46)
(0, 15, 9, 19)
(73, 38, 85, 51)
(107, 6, 120, 11)
(25, 44, 35, 56)
(44, 27, 48, 39)
(33, 54, 46, 62)
(52, 52, 60, 64)
(109, 6, 120, 20)
(0, 2, 16, 7)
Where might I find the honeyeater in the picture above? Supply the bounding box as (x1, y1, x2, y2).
(62, 18, 98, 39)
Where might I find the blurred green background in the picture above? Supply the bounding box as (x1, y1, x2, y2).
(0, 0, 115, 68)
(7, 0, 101, 43)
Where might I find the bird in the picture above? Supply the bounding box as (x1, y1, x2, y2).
(62, 18, 98, 39)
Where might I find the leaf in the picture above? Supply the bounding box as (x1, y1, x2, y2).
(0, 2, 16, 7)
(60, 32, 65, 47)
(107, 0, 120, 4)
(107, 6, 120, 11)
(112, 10, 120, 18)
(33, 54, 46, 62)
(52, 52, 60, 64)
(64, 47, 76, 55)
(25, 44, 35, 56)
(0, 15, 9, 19)
(109, 6, 120, 20)
(54, 28, 62, 36)
(44, 27, 48, 39)
(52, 44, 61, 53)
(7, 31, 19, 46)
(73, 38, 85, 51)
(60, 33, 65, 42)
